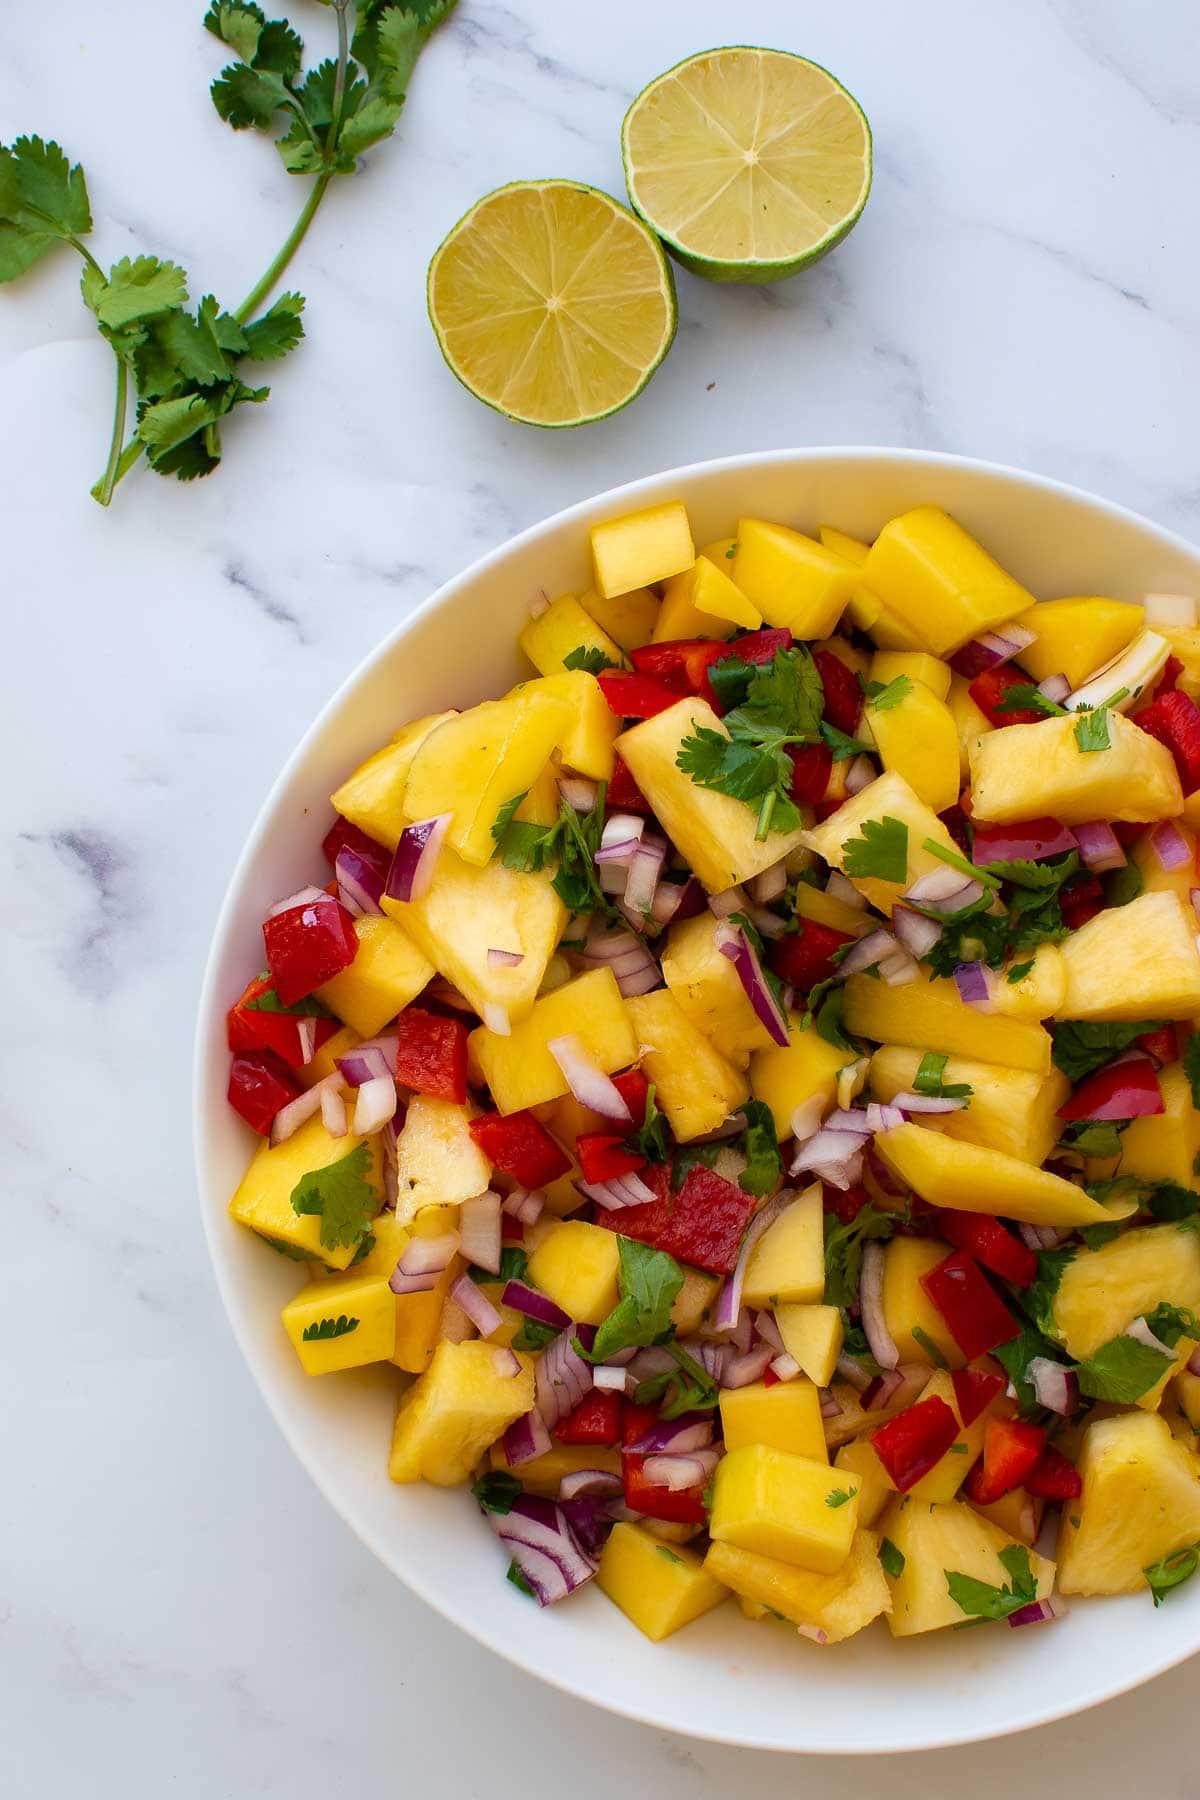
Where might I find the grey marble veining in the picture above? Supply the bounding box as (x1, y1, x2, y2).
(4, 1, 1200, 1793)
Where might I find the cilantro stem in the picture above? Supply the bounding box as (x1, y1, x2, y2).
(235, 173, 332, 323)
(93, 355, 130, 509)
(756, 789, 778, 841)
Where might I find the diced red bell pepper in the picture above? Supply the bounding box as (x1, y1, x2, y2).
(1059, 872, 1105, 931)
(964, 1416, 1046, 1505)
(621, 1453, 708, 1524)
(971, 817, 1076, 863)
(262, 893, 358, 1006)
(813, 649, 863, 736)
(951, 1364, 1007, 1428)
(1136, 688, 1200, 791)
(226, 972, 341, 1069)
(621, 1400, 660, 1447)
(722, 626, 794, 667)
(767, 917, 855, 993)
(597, 670, 685, 720)
(1157, 654, 1184, 695)
(321, 815, 391, 875)
(393, 1006, 468, 1104)
(761, 1364, 783, 1388)
(935, 1211, 1038, 1288)
(501, 1212, 525, 1241)
(555, 1389, 622, 1446)
(1025, 1445, 1083, 1501)
(630, 638, 726, 695)
(1057, 1053, 1163, 1123)
(787, 742, 833, 806)
(823, 1182, 872, 1225)
(227, 1050, 302, 1135)
(611, 1067, 651, 1123)
(919, 1251, 1021, 1360)
(577, 1133, 647, 1184)
(468, 1111, 572, 1187)
(968, 664, 1043, 727)
(606, 756, 652, 815)
(871, 1395, 961, 1492)
(1138, 1023, 1179, 1066)
(598, 1162, 756, 1274)
(939, 803, 973, 855)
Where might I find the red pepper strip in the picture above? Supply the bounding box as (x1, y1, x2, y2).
(611, 1067, 651, 1122)
(555, 1389, 622, 1447)
(1057, 1053, 1164, 1123)
(227, 1050, 302, 1135)
(597, 670, 683, 720)
(767, 917, 856, 994)
(1024, 1445, 1083, 1501)
(1136, 688, 1200, 790)
(813, 648, 863, 736)
(1059, 872, 1105, 931)
(787, 742, 833, 806)
(468, 1111, 572, 1188)
(262, 894, 358, 1006)
(871, 1395, 961, 1492)
(971, 817, 1076, 863)
(935, 1211, 1038, 1288)
(1137, 1023, 1179, 1067)
(919, 1251, 1021, 1360)
(597, 1162, 756, 1274)
(226, 972, 340, 1069)
(621, 1453, 708, 1523)
(968, 664, 1044, 727)
(606, 756, 652, 814)
(393, 1006, 469, 1105)
(577, 1133, 647, 1184)
(951, 1365, 1006, 1428)
(964, 1416, 1046, 1505)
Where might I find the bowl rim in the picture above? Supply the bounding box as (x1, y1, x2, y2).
(194, 446, 1200, 1753)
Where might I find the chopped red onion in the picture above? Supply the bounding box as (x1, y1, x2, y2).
(865, 1103, 905, 1134)
(892, 906, 944, 957)
(798, 1625, 829, 1645)
(385, 813, 451, 904)
(790, 1129, 866, 1189)
(953, 961, 991, 1008)
(320, 1083, 348, 1137)
(1037, 673, 1071, 704)
(859, 1240, 900, 1371)
(578, 921, 661, 996)
(845, 754, 876, 796)
(1074, 820, 1127, 873)
(790, 1094, 827, 1143)
(267, 883, 329, 918)
(535, 1329, 593, 1430)
(1018, 1223, 1072, 1252)
(487, 947, 525, 969)
(892, 1089, 967, 1115)
(591, 1365, 630, 1393)
(904, 866, 985, 914)
(559, 1468, 624, 1500)
(880, 947, 920, 986)
(1149, 819, 1192, 871)
(627, 1416, 714, 1455)
(819, 1387, 843, 1418)
(450, 1272, 502, 1337)
(486, 1495, 599, 1604)
(1025, 1356, 1079, 1415)
(337, 1039, 398, 1087)
(838, 927, 898, 976)
(972, 820, 1078, 864)
(714, 1190, 795, 1330)
(741, 900, 788, 940)
(270, 1072, 344, 1145)
(623, 837, 667, 916)
(459, 1191, 502, 1274)
(748, 860, 788, 904)
(642, 1448, 722, 1492)
(492, 1346, 522, 1378)
(625, 1345, 676, 1382)
(295, 1015, 317, 1065)
(682, 1339, 728, 1383)
(769, 1351, 800, 1382)
(398, 1231, 460, 1277)
(501, 1409, 552, 1467)
(557, 774, 598, 812)
(861, 1368, 906, 1410)
(753, 1310, 785, 1354)
(334, 845, 387, 917)
(708, 884, 749, 918)
(353, 1073, 397, 1135)
(502, 1281, 570, 1329)
(1008, 1596, 1068, 1629)
(949, 625, 1036, 678)
(547, 1035, 632, 1121)
(826, 870, 867, 910)
(836, 1354, 873, 1392)
(579, 1169, 656, 1209)
(1125, 1315, 1174, 1358)
(714, 923, 790, 1046)
(722, 1344, 775, 1389)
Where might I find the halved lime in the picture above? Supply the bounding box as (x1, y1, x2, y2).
(622, 46, 872, 284)
(427, 180, 677, 428)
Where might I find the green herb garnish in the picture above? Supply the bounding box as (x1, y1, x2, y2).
(300, 1314, 359, 1341)
(289, 1142, 378, 1252)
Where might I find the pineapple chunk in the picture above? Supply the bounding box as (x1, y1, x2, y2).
(870, 650, 952, 701)
(625, 988, 749, 1141)
(710, 1444, 858, 1573)
(382, 847, 565, 1025)
(1121, 1061, 1200, 1185)
(394, 1096, 492, 1225)
(316, 914, 434, 1038)
(864, 680, 960, 815)
(777, 1302, 844, 1387)
(1055, 890, 1200, 1021)
(881, 1496, 1055, 1635)
(971, 1487, 1044, 1547)
(863, 505, 1035, 656)
(1165, 627, 1200, 703)
(874, 1123, 1138, 1228)
(489, 1440, 622, 1494)
(719, 1380, 828, 1461)
(662, 911, 777, 1065)
(883, 1236, 963, 1368)
(469, 968, 636, 1114)
(297, 1023, 360, 1089)
(519, 592, 625, 675)
(671, 1264, 722, 1334)
(598, 1524, 729, 1641)
(329, 712, 455, 851)
(945, 674, 992, 783)
(833, 1445, 894, 1529)
(1172, 1369, 1200, 1431)
(617, 699, 808, 891)
(507, 670, 619, 781)
(844, 971, 1052, 1073)
(1014, 596, 1145, 689)
(282, 1271, 397, 1374)
(404, 694, 570, 867)
(705, 1530, 890, 1643)
(742, 1184, 824, 1306)
(1056, 1412, 1200, 1595)
(666, 555, 762, 630)
(1048, 1223, 1200, 1361)
(578, 583, 660, 651)
(969, 711, 1182, 825)
(794, 881, 874, 938)
(229, 1111, 383, 1270)
(525, 1220, 620, 1325)
(388, 1340, 534, 1485)
(801, 770, 961, 914)
(590, 501, 695, 598)
(1131, 821, 1199, 905)
(653, 570, 737, 643)
(732, 519, 858, 638)
(986, 943, 1066, 1019)
(869, 1045, 1067, 1165)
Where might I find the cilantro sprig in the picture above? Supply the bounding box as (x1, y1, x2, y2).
(290, 1142, 378, 1251)
(913, 1051, 973, 1102)
(1144, 1544, 1200, 1606)
(677, 647, 825, 841)
(843, 816, 908, 885)
(946, 1545, 1038, 1623)
(300, 1313, 359, 1341)
(491, 782, 620, 920)
(562, 645, 618, 675)
(579, 1238, 683, 1366)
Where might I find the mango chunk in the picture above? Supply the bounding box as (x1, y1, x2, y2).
(405, 694, 571, 867)
(329, 712, 455, 850)
(1131, 820, 1199, 906)
(1121, 1061, 1200, 1186)
(706, 1529, 890, 1643)
(969, 711, 1182, 826)
(229, 1111, 383, 1270)
(1015, 595, 1144, 689)
(625, 987, 749, 1141)
(526, 1220, 620, 1326)
(719, 1379, 828, 1462)
(1049, 1223, 1200, 1361)
(749, 1013, 848, 1138)
(844, 971, 1052, 1073)
(863, 505, 1035, 656)
(945, 674, 992, 783)
(869, 649, 952, 701)
(710, 1443, 858, 1573)
(653, 570, 737, 643)
(869, 1045, 1067, 1166)
(297, 1023, 360, 1089)
(469, 968, 636, 1114)
(357, 1207, 464, 1372)
(832, 1444, 892, 1528)
(818, 524, 871, 567)
(874, 1123, 1138, 1228)
(665, 555, 761, 632)
(489, 1440, 623, 1493)
(388, 1340, 534, 1485)
(394, 1096, 492, 1226)
(591, 501, 695, 598)
(282, 1271, 397, 1374)
(801, 769, 961, 914)
(671, 1264, 722, 1334)
(598, 1523, 729, 1641)
(881, 1496, 1054, 1636)
(662, 911, 776, 1065)
(1057, 1412, 1200, 1595)
(794, 880, 874, 937)
(864, 680, 960, 814)
(578, 583, 660, 651)
(733, 518, 858, 639)
(520, 592, 625, 676)
(1055, 889, 1200, 1021)
(508, 670, 619, 781)
(882, 1236, 963, 1368)
(316, 914, 434, 1038)
(777, 1302, 844, 1388)
(742, 1184, 824, 1307)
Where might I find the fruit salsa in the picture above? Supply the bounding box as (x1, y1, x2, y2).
(225, 498, 1200, 1645)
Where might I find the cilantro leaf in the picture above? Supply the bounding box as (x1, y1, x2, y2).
(1144, 1544, 1200, 1606)
(491, 785, 617, 920)
(584, 1238, 683, 1364)
(290, 1143, 379, 1252)
(1058, 1119, 1126, 1159)
(0, 136, 92, 282)
(635, 1341, 720, 1419)
(820, 721, 871, 761)
(677, 647, 822, 841)
(1184, 1035, 1200, 1109)
(946, 1545, 1037, 1622)
(823, 1202, 895, 1310)
(1076, 1331, 1175, 1403)
(880, 1537, 905, 1578)
(863, 674, 913, 711)
(1007, 960, 1035, 983)
(805, 979, 854, 1053)
(982, 852, 1080, 892)
(562, 645, 617, 675)
(506, 1561, 535, 1598)
(472, 1470, 523, 1515)
(632, 1083, 671, 1165)
(994, 1323, 1064, 1414)
(826, 1487, 858, 1508)
(911, 1325, 949, 1368)
(1024, 1248, 1074, 1336)
(512, 1319, 559, 1353)
(922, 838, 1002, 890)
(994, 684, 1066, 718)
(301, 1313, 359, 1341)
(1052, 1020, 1165, 1082)
(1074, 701, 1124, 753)
(671, 1142, 721, 1192)
(243, 982, 336, 1018)
(843, 816, 908, 885)
(737, 1099, 784, 1198)
(913, 1051, 972, 1102)
(1083, 1174, 1200, 1223)
(1104, 860, 1145, 907)
(1142, 1303, 1200, 1349)
(241, 290, 306, 360)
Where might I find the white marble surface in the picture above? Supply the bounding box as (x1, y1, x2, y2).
(5, 0, 1200, 1792)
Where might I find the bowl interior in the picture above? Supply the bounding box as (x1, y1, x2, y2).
(196, 449, 1200, 1753)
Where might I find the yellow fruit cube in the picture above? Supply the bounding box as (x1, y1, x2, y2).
(1173, 1369, 1200, 1431)
(489, 1440, 622, 1494)
(653, 571, 737, 643)
(388, 1339, 534, 1485)
(519, 592, 625, 676)
(229, 1112, 383, 1270)
(801, 769, 962, 914)
(865, 680, 961, 815)
(659, 555, 762, 635)
(1049, 1223, 1200, 1361)
(329, 712, 455, 850)
(394, 1096, 492, 1225)
(625, 988, 749, 1141)
(844, 971, 1052, 1073)
(1122, 1061, 1200, 1186)
(469, 968, 636, 1115)
(833, 1443, 892, 1527)
(1055, 890, 1200, 1021)
(1013, 596, 1144, 689)
(1056, 1412, 1200, 1595)
(316, 914, 434, 1038)
(869, 1045, 1068, 1165)
(882, 1496, 1055, 1636)
(617, 699, 808, 891)
(598, 1523, 729, 1641)
(297, 1023, 360, 1089)
(706, 1530, 890, 1643)
(508, 670, 619, 781)
(383, 846, 565, 1025)
(882, 1236, 963, 1368)
(863, 506, 1035, 656)
(793, 880, 873, 938)
(578, 583, 660, 651)
(526, 1220, 620, 1325)
(945, 674, 992, 783)
(591, 501, 695, 599)
(748, 1016, 848, 1137)
(1131, 821, 1199, 906)
(742, 1184, 824, 1307)
(710, 1443, 858, 1573)
(719, 1379, 828, 1461)
(986, 943, 1066, 1019)
(969, 711, 1182, 826)
(733, 518, 858, 639)
(870, 650, 952, 701)
(971, 1487, 1044, 1547)
(405, 694, 571, 867)
(356, 1208, 465, 1372)
(661, 911, 777, 1066)
(282, 1271, 397, 1374)
(874, 1123, 1138, 1228)
(671, 1265, 722, 1334)
(818, 524, 870, 567)
(776, 1303, 844, 1387)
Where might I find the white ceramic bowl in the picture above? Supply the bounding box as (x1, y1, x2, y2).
(196, 449, 1200, 1753)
